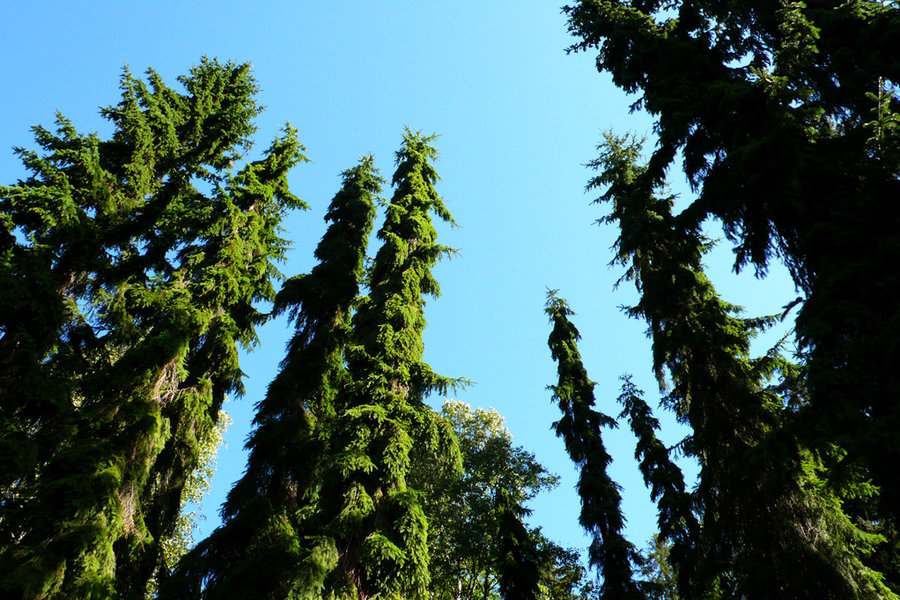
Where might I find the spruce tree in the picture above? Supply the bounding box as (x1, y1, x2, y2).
(182, 130, 460, 600)
(564, 0, 900, 541)
(545, 292, 644, 600)
(161, 156, 381, 600)
(0, 59, 306, 599)
(590, 133, 892, 599)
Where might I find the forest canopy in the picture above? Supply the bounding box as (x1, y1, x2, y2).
(2, 2, 900, 598)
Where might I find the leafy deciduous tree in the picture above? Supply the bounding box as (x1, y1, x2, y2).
(413, 400, 560, 600)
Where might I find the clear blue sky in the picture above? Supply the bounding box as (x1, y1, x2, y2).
(2, 0, 795, 565)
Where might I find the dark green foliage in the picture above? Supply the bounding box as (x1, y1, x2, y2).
(587, 133, 892, 599)
(564, 0, 900, 567)
(616, 377, 697, 597)
(160, 156, 380, 599)
(167, 130, 462, 600)
(0, 59, 306, 599)
(494, 488, 541, 600)
(181, 129, 461, 600)
(545, 292, 644, 600)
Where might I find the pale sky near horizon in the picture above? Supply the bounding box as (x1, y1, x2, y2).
(2, 1, 796, 569)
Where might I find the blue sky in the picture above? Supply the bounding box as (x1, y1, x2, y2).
(2, 1, 796, 565)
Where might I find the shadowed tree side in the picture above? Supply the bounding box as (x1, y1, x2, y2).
(494, 487, 541, 600)
(617, 376, 698, 599)
(591, 132, 892, 600)
(564, 0, 900, 549)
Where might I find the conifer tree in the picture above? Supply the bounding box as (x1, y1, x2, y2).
(318, 129, 462, 600)
(617, 376, 698, 599)
(545, 292, 644, 600)
(590, 133, 892, 599)
(564, 0, 900, 538)
(161, 157, 381, 599)
(494, 487, 541, 600)
(0, 59, 306, 599)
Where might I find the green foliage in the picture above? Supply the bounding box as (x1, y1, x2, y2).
(565, 4, 900, 581)
(616, 378, 697, 596)
(324, 129, 464, 600)
(494, 488, 541, 600)
(168, 130, 463, 600)
(585, 132, 894, 599)
(545, 292, 644, 600)
(162, 411, 232, 566)
(160, 155, 381, 600)
(412, 400, 560, 600)
(146, 411, 230, 598)
(535, 541, 597, 600)
(635, 536, 678, 600)
(0, 59, 306, 599)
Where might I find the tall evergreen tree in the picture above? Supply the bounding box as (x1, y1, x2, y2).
(0, 59, 306, 599)
(161, 156, 381, 599)
(319, 129, 463, 600)
(589, 133, 892, 599)
(563, 0, 900, 539)
(183, 130, 460, 600)
(545, 292, 644, 600)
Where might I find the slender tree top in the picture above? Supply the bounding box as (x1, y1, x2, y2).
(545, 291, 644, 600)
(349, 128, 460, 401)
(290, 130, 463, 600)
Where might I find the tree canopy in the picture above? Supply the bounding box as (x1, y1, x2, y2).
(3, 4, 900, 595)
(412, 400, 579, 600)
(563, 1, 900, 597)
